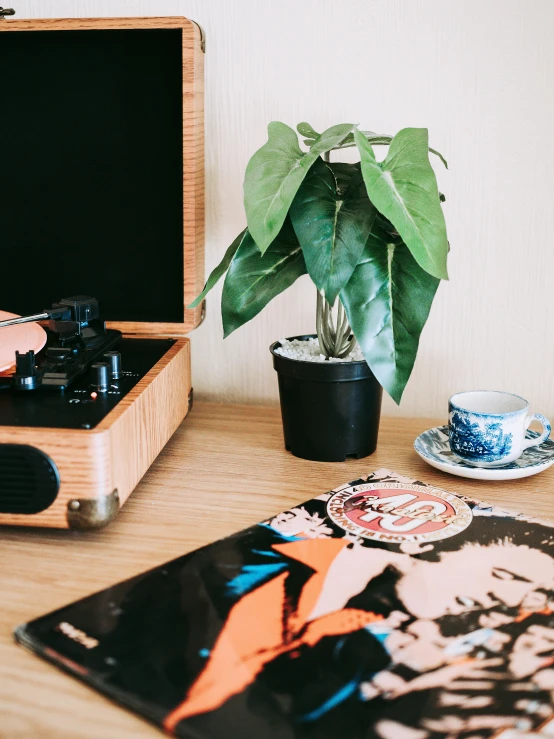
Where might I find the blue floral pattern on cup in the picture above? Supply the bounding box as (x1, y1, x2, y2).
(448, 391, 551, 469)
(449, 411, 513, 463)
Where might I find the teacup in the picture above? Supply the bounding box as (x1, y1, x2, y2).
(448, 391, 551, 468)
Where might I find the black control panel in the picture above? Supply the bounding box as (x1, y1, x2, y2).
(0, 338, 176, 430)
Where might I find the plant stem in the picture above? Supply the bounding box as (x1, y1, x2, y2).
(315, 289, 356, 359)
(334, 301, 346, 350)
(316, 290, 331, 357)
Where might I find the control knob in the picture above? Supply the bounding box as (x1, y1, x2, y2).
(103, 351, 122, 380)
(90, 362, 109, 393)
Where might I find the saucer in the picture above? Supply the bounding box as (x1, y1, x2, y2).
(414, 425, 554, 481)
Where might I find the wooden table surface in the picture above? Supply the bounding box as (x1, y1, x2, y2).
(1, 402, 553, 738)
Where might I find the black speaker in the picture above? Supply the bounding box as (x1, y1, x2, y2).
(0, 445, 60, 514)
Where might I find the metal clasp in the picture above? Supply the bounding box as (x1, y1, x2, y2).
(0, 7, 16, 18)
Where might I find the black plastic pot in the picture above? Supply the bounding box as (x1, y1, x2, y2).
(270, 335, 383, 462)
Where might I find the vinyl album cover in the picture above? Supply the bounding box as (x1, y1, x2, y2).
(15, 469, 554, 739)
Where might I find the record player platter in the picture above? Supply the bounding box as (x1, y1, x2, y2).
(0, 310, 47, 372)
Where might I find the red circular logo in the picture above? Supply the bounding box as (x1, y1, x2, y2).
(327, 483, 472, 543)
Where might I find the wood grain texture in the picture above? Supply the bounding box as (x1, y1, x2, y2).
(1, 402, 554, 737)
(0, 15, 205, 338)
(106, 338, 191, 505)
(0, 339, 191, 529)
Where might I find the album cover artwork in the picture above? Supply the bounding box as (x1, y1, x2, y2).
(15, 469, 554, 738)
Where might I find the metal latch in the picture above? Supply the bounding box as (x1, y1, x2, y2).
(0, 7, 16, 18)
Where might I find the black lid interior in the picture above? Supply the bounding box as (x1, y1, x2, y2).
(1, 27, 185, 323)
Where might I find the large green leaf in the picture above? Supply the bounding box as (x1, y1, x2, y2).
(243, 122, 355, 254)
(354, 128, 449, 280)
(222, 220, 307, 337)
(188, 228, 248, 308)
(340, 218, 440, 404)
(290, 158, 378, 304)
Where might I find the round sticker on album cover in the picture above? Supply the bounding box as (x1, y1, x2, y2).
(327, 482, 472, 543)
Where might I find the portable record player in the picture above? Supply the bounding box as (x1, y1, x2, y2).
(0, 15, 205, 528)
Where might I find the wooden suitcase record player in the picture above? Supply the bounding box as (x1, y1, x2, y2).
(0, 16, 205, 529)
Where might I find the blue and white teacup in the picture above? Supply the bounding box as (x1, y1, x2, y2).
(448, 391, 551, 468)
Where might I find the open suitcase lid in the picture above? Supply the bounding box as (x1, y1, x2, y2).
(0, 16, 205, 337)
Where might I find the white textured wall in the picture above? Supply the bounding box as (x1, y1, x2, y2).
(14, 0, 554, 417)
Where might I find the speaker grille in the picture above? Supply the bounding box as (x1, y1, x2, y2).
(0, 445, 60, 514)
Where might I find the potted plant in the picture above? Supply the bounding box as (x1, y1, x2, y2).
(191, 122, 449, 461)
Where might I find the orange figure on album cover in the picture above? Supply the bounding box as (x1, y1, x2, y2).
(16, 470, 554, 738)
